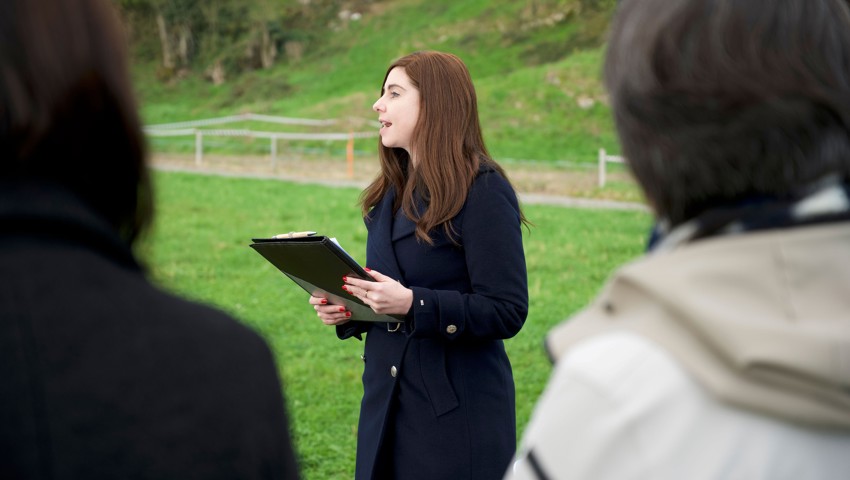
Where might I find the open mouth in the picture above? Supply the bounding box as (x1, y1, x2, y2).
(380, 120, 392, 128)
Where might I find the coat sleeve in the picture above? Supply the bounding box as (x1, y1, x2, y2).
(408, 172, 528, 340)
(336, 321, 368, 340)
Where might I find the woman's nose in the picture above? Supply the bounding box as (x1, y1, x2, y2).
(372, 99, 384, 112)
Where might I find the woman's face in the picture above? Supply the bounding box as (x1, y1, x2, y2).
(373, 67, 420, 158)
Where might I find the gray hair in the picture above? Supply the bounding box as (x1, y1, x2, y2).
(606, 0, 850, 225)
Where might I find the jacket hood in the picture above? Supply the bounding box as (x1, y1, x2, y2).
(547, 221, 850, 429)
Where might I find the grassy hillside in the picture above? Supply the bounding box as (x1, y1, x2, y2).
(133, 0, 620, 163)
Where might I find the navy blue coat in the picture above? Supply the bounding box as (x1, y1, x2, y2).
(338, 167, 528, 479)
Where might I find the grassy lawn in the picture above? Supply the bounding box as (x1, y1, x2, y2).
(141, 170, 651, 479)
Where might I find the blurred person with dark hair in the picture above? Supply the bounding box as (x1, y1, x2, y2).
(0, 0, 299, 478)
(506, 0, 850, 478)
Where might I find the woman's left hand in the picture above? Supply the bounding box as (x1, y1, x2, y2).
(343, 269, 413, 316)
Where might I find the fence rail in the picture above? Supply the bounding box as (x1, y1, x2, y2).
(145, 112, 343, 130)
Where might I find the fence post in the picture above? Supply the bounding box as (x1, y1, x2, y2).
(195, 129, 204, 166)
(346, 131, 354, 178)
(598, 148, 606, 187)
(270, 136, 277, 169)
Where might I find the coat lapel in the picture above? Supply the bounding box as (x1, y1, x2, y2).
(365, 188, 406, 283)
(391, 210, 416, 242)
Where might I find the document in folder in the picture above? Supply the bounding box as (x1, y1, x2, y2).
(250, 235, 403, 323)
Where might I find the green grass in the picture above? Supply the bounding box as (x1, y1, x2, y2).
(132, 0, 622, 164)
(140, 170, 650, 478)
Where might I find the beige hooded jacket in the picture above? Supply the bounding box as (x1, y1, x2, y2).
(548, 221, 850, 428)
(506, 222, 850, 479)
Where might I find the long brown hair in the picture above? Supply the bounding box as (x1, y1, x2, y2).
(360, 51, 525, 244)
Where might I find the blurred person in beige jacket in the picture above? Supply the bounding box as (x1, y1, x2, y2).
(506, 0, 850, 479)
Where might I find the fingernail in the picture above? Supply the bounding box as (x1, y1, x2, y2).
(321, 298, 328, 305)
(345, 312, 351, 317)
(342, 276, 348, 282)
(342, 285, 349, 292)
(339, 307, 345, 312)
(364, 267, 371, 272)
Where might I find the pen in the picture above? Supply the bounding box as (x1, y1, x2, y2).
(274, 231, 317, 239)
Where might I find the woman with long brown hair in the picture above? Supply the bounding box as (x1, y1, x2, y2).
(310, 51, 529, 479)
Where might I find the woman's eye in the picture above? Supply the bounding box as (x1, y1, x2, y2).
(390, 91, 400, 98)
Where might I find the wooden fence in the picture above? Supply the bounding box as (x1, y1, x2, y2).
(144, 113, 378, 176)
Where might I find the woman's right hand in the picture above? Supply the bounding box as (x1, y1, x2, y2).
(309, 295, 351, 325)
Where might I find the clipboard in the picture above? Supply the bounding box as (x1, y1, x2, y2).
(250, 235, 403, 323)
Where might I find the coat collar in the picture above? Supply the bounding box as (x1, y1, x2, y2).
(364, 164, 498, 282)
(0, 180, 141, 271)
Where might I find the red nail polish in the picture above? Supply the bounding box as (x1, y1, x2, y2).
(321, 298, 328, 305)
(364, 267, 371, 272)
(343, 276, 348, 282)
(345, 312, 351, 317)
(342, 285, 349, 292)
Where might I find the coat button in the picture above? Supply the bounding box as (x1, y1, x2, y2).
(360, 353, 366, 362)
(446, 325, 457, 334)
(390, 366, 398, 377)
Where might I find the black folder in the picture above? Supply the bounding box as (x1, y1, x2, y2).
(250, 235, 403, 323)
